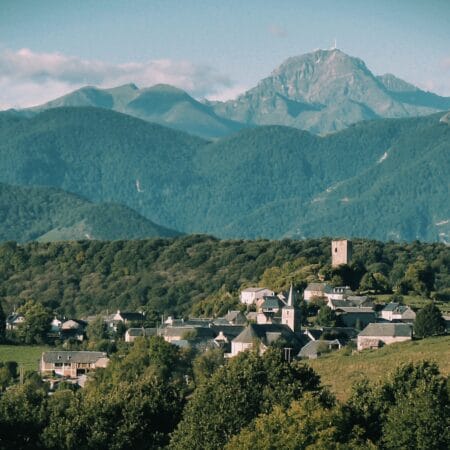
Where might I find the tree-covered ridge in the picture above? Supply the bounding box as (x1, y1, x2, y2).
(0, 236, 448, 319)
(0, 183, 180, 242)
(0, 107, 448, 242)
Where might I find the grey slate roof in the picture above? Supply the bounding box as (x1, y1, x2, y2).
(119, 312, 145, 321)
(358, 323, 412, 338)
(42, 351, 107, 364)
(127, 328, 157, 337)
(261, 296, 281, 310)
(233, 324, 305, 349)
(298, 339, 341, 358)
(305, 283, 331, 292)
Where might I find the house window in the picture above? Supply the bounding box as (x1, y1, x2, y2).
(334, 248, 338, 253)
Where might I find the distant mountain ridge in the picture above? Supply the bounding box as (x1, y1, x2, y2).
(25, 83, 246, 139)
(211, 49, 450, 134)
(9, 48, 450, 137)
(0, 106, 448, 243)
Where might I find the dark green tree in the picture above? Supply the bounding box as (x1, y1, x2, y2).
(169, 348, 323, 450)
(16, 300, 52, 344)
(0, 301, 6, 342)
(316, 306, 337, 327)
(414, 303, 446, 338)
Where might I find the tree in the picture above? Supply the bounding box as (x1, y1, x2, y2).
(86, 317, 108, 342)
(414, 303, 446, 338)
(316, 306, 337, 327)
(169, 348, 323, 450)
(403, 260, 435, 296)
(16, 300, 52, 344)
(0, 300, 6, 342)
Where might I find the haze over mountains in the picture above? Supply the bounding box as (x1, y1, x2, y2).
(17, 49, 450, 137)
(0, 106, 448, 243)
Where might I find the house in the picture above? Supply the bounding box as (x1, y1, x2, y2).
(380, 303, 416, 322)
(303, 283, 332, 301)
(60, 319, 87, 341)
(325, 286, 354, 301)
(161, 326, 216, 344)
(298, 339, 342, 359)
(357, 323, 413, 351)
(125, 328, 157, 343)
(5, 313, 25, 330)
(40, 351, 109, 378)
(334, 306, 376, 328)
(303, 326, 357, 344)
(106, 310, 145, 331)
(240, 287, 274, 305)
(327, 296, 373, 310)
(230, 323, 305, 358)
(222, 310, 246, 325)
(210, 325, 245, 352)
(258, 296, 282, 314)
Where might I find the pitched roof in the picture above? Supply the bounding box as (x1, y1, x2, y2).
(42, 351, 107, 364)
(210, 325, 245, 339)
(335, 307, 375, 314)
(298, 340, 341, 358)
(358, 323, 412, 338)
(305, 283, 331, 292)
(126, 328, 157, 337)
(262, 296, 281, 309)
(118, 311, 145, 321)
(233, 324, 304, 348)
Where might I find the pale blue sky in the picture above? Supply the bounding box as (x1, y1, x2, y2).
(0, 0, 449, 108)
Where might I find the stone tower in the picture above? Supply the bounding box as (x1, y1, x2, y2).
(282, 284, 301, 333)
(331, 239, 352, 267)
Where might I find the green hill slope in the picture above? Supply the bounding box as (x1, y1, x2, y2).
(0, 107, 448, 242)
(0, 183, 180, 242)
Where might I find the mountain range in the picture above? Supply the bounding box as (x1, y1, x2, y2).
(0, 106, 448, 243)
(14, 48, 450, 137)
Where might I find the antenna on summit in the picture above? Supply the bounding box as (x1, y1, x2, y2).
(333, 38, 337, 49)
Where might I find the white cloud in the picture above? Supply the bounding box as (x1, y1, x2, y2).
(0, 48, 239, 109)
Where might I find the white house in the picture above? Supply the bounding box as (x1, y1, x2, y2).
(357, 323, 413, 351)
(380, 303, 416, 322)
(40, 351, 109, 378)
(240, 287, 274, 305)
(303, 283, 332, 301)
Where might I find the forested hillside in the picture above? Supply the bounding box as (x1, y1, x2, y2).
(0, 183, 179, 242)
(0, 107, 448, 242)
(0, 236, 448, 318)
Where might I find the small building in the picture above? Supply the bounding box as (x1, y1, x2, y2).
(125, 328, 157, 343)
(223, 310, 246, 325)
(40, 351, 109, 378)
(230, 323, 304, 358)
(259, 296, 282, 314)
(303, 283, 332, 301)
(5, 313, 25, 330)
(335, 306, 376, 328)
(60, 319, 87, 341)
(328, 296, 373, 310)
(298, 339, 342, 359)
(161, 326, 216, 344)
(357, 323, 413, 351)
(380, 303, 416, 322)
(325, 286, 354, 301)
(240, 287, 274, 305)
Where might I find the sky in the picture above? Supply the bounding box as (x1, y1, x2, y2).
(0, 0, 449, 109)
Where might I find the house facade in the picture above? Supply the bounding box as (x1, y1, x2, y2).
(380, 303, 416, 322)
(240, 287, 274, 305)
(40, 351, 109, 378)
(357, 323, 413, 351)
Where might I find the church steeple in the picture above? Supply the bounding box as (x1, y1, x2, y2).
(282, 284, 301, 332)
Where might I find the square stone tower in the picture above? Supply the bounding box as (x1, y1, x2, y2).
(331, 239, 352, 267)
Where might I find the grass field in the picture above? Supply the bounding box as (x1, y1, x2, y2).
(307, 335, 450, 401)
(0, 345, 49, 370)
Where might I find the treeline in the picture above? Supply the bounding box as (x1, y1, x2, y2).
(0, 236, 449, 319)
(0, 338, 448, 449)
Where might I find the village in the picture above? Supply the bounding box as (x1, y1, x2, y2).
(6, 239, 444, 388)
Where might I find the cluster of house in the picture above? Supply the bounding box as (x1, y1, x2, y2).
(7, 309, 147, 342)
